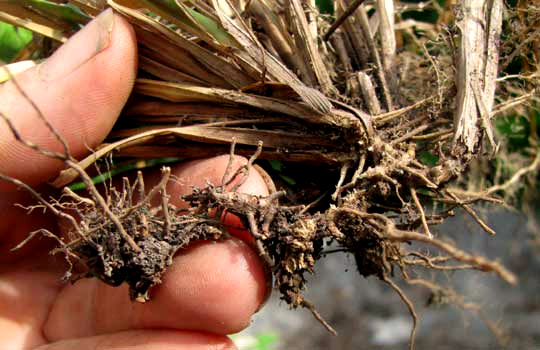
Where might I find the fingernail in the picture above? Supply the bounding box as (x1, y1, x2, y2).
(38, 8, 115, 81)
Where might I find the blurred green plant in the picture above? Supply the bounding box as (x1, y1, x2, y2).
(495, 108, 540, 154)
(316, 0, 334, 14)
(21, 0, 90, 25)
(232, 332, 279, 350)
(490, 106, 540, 207)
(418, 150, 439, 166)
(251, 333, 278, 350)
(68, 157, 182, 191)
(0, 22, 32, 63)
(267, 160, 297, 186)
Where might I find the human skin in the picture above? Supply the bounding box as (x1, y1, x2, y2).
(0, 10, 268, 350)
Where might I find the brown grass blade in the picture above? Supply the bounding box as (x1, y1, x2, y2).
(124, 100, 257, 118)
(68, 0, 105, 16)
(134, 79, 314, 117)
(247, 0, 300, 75)
(111, 0, 218, 45)
(139, 54, 212, 86)
(51, 124, 340, 186)
(0, 8, 68, 42)
(112, 144, 345, 165)
(134, 79, 366, 130)
(211, 0, 333, 114)
(111, 1, 254, 89)
(286, 0, 335, 95)
(335, 0, 369, 68)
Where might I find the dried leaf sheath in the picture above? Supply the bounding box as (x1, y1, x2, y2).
(453, 0, 503, 155)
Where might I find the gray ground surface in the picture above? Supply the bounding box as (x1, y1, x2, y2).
(240, 207, 540, 349)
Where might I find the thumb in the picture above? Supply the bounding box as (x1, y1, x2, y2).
(0, 9, 137, 190)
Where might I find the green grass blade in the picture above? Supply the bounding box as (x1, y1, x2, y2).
(0, 21, 32, 62)
(185, 6, 236, 46)
(145, 0, 237, 46)
(68, 157, 181, 190)
(19, 0, 91, 25)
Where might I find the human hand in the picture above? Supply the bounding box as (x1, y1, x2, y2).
(0, 9, 269, 350)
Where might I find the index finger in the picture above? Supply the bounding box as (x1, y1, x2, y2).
(0, 10, 137, 191)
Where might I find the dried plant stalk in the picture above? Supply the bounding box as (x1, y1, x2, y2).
(453, 0, 503, 155)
